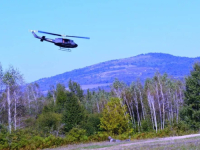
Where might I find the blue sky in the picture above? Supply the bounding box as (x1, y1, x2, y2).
(1, 0, 200, 82)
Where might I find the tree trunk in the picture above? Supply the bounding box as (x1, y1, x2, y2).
(124, 96, 135, 129)
(175, 90, 179, 123)
(138, 87, 146, 120)
(151, 96, 157, 133)
(96, 98, 100, 113)
(14, 91, 17, 131)
(133, 88, 141, 132)
(158, 77, 165, 129)
(52, 86, 56, 105)
(31, 86, 38, 115)
(147, 91, 156, 131)
(155, 83, 162, 130)
(7, 86, 12, 133)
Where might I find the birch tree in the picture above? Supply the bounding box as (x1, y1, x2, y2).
(130, 83, 141, 131)
(145, 79, 158, 132)
(13, 86, 21, 131)
(0, 63, 4, 124)
(3, 66, 23, 133)
(0, 63, 3, 92)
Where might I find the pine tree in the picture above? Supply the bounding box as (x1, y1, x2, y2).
(181, 62, 200, 129)
(62, 93, 85, 132)
(68, 79, 84, 102)
(55, 83, 67, 113)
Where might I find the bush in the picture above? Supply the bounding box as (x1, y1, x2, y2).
(81, 113, 101, 136)
(65, 127, 88, 143)
(0, 129, 66, 150)
(0, 124, 8, 134)
(37, 112, 62, 135)
(24, 117, 36, 128)
(88, 132, 109, 142)
(141, 119, 151, 132)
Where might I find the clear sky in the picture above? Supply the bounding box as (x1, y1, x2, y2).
(1, 0, 200, 82)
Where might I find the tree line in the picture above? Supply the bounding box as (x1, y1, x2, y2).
(0, 62, 200, 149)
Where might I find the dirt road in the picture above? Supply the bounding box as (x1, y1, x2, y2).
(45, 134, 200, 150)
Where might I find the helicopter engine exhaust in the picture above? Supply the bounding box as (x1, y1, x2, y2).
(40, 36, 45, 42)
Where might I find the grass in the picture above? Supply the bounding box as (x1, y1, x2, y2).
(83, 144, 115, 149)
(44, 141, 118, 150)
(117, 136, 200, 150)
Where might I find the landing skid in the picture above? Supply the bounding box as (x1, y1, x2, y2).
(59, 47, 71, 52)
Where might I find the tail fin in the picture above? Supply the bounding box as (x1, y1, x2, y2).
(30, 30, 40, 38)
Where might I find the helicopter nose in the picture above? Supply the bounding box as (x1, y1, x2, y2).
(74, 44, 78, 47)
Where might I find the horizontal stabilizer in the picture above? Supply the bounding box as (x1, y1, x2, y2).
(40, 36, 45, 42)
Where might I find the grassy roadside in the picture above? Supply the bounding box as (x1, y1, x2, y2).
(0, 128, 197, 150)
(45, 135, 200, 150)
(120, 136, 200, 150)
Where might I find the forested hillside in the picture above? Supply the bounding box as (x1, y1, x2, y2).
(0, 60, 200, 149)
(35, 53, 200, 91)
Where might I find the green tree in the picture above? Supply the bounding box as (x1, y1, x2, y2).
(62, 93, 85, 132)
(84, 89, 93, 113)
(68, 79, 84, 102)
(100, 97, 130, 134)
(56, 83, 67, 113)
(181, 62, 200, 129)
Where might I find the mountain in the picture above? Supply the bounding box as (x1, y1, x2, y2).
(35, 53, 200, 91)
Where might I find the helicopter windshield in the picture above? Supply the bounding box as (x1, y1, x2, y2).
(63, 39, 69, 42)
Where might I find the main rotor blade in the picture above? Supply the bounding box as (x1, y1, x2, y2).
(38, 31, 62, 36)
(38, 30, 90, 39)
(63, 35, 90, 39)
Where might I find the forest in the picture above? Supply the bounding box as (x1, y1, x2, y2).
(0, 62, 200, 150)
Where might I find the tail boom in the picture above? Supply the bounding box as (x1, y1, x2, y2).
(31, 31, 54, 43)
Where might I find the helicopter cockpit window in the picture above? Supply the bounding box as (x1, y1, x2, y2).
(64, 39, 70, 43)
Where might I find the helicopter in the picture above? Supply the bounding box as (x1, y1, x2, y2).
(31, 30, 90, 51)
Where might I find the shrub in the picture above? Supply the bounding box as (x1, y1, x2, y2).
(65, 127, 88, 143)
(0, 124, 8, 134)
(37, 112, 62, 134)
(141, 119, 151, 132)
(24, 117, 37, 129)
(81, 113, 101, 136)
(88, 132, 109, 142)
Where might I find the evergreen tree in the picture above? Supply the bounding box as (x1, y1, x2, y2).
(55, 83, 67, 113)
(62, 93, 85, 132)
(181, 62, 200, 129)
(68, 79, 84, 102)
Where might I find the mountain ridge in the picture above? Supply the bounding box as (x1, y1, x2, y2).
(35, 53, 200, 91)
